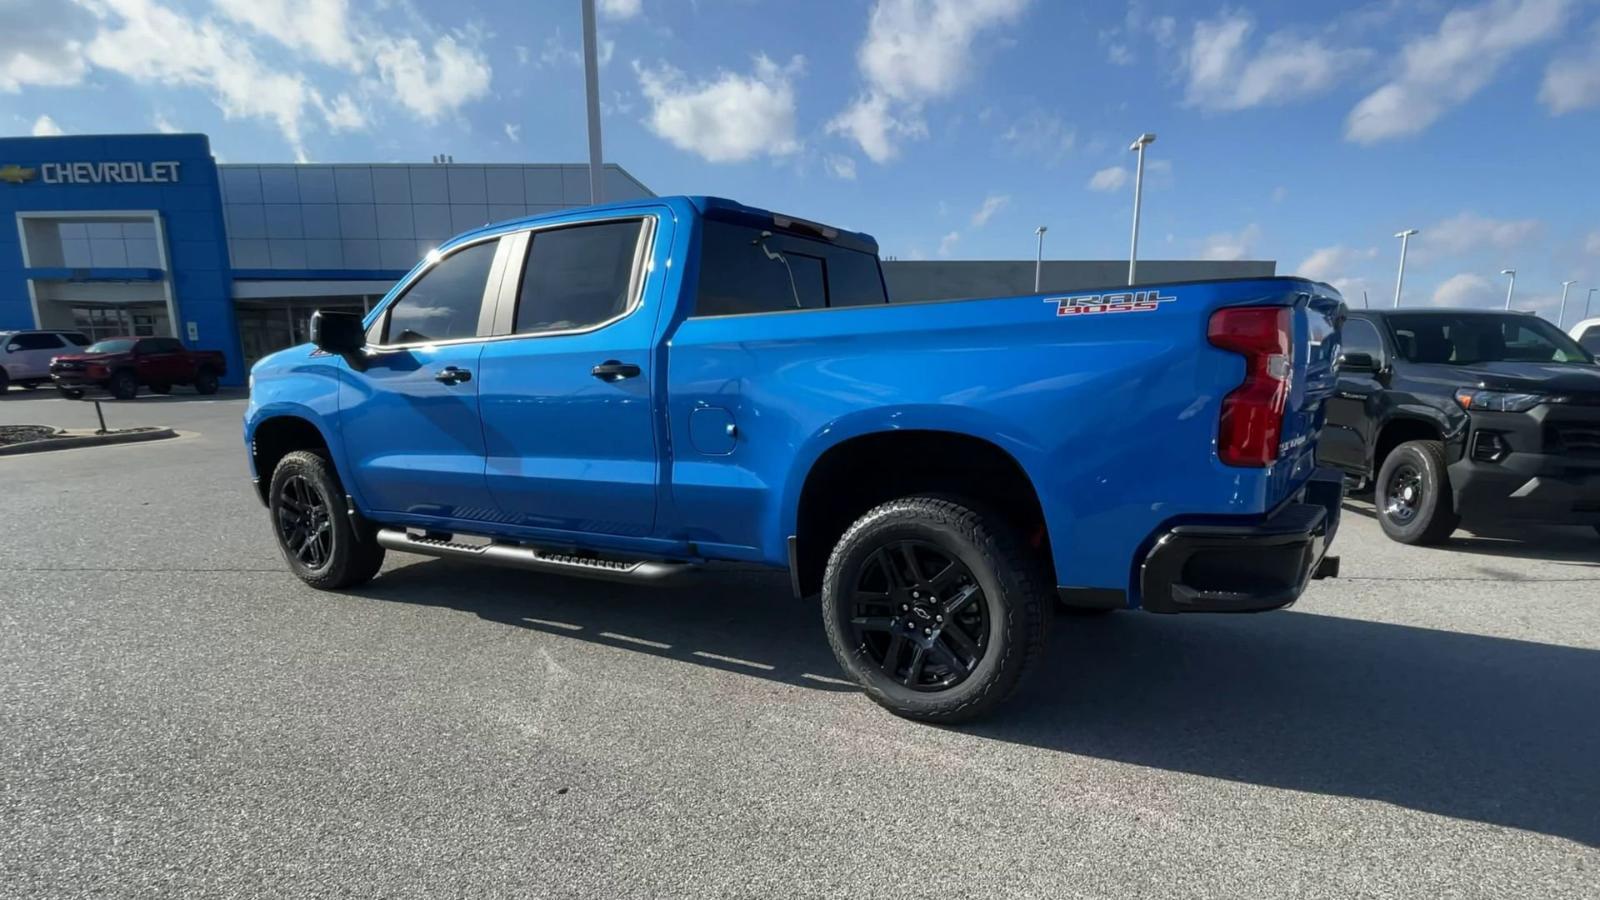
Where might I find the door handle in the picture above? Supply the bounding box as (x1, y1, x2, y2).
(434, 366, 472, 385)
(591, 360, 641, 382)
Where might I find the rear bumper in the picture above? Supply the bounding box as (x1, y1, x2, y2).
(1139, 467, 1342, 614)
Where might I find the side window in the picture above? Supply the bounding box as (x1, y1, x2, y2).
(514, 220, 644, 334)
(62, 332, 90, 347)
(1580, 326, 1600, 355)
(144, 338, 181, 353)
(13, 333, 63, 351)
(383, 240, 499, 344)
(693, 221, 887, 317)
(1342, 319, 1384, 361)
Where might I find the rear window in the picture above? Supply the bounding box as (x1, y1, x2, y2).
(692, 221, 886, 317)
(141, 338, 183, 353)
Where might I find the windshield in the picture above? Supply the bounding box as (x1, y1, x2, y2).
(1385, 313, 1593, 365)
(84, 339, 137, 354)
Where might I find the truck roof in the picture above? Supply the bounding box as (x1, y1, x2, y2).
(440, 195, 880, 257)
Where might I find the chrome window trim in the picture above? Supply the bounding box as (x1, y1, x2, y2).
(499, 214, 656, 342)
(363, 213, 658, 353)
(366, 232, 507, 351)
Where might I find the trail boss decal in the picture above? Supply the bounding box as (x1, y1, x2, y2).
(1044, 290, 1177, 317)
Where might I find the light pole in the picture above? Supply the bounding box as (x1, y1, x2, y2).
(581, 0, 604, 204)
(1033, 226, 1048, 292)
(1587, 288, 1597, 321)
(1501, 268, 1516, 310)
(1127, 133, 1156, 286)
(1393, 229, 1418, 307)
(1558, 280, 1577, 327)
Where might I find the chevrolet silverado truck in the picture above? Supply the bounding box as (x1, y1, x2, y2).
(1320, 308, 1600, 543)
(51, 336, 226, 399)
(244, 196, 1344, 722)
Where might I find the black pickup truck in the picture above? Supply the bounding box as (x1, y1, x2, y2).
(1318, 308, 1600, 543)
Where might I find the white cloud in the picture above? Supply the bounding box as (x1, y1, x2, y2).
(600, 0, 643, 20)
(997, 110, 1074, 164)
(40, 0, 491, 161)
(938, 230, 961, 257)
(1087, 166, 1128, 192)
(503, 122, 521, 143)
(826, 90, 926, 163)
(636, 55, 803, 163)
(151, 112, 180, 134)
(1419, 212, 1541, 258)
(0, 2, 94, 92)
(832, 0, 1030, 161)
(1431, 272, 1498, 307)
(214, 0, 359, 69)
(514, 44, 530, 65)
(1346, 0, 1572, 144)
(970, 193, 1009, 228)
(1198, 224, 1263, 261)
(1540, 24, 1600, 114)
(371, 33, 492, 122)
(1272, 185, 1288, 203)
(1297, 245, 1378, 282)
(1586, 231, 1600, 256)
(31, 114, 65, 137)
(1106, 42, 1133, 65)
(1184, 12, 1368, 111)
(315, 92, 366, 131)
(85, 0, 322, 160)
(824, 153, 857, 180)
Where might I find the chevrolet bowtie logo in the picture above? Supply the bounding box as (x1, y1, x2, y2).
(0, 164, 37, 184)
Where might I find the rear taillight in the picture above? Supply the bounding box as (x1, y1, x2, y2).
(1208, 306, 1291, 467)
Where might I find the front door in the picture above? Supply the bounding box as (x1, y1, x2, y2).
(5, 332, 65, 379)
(1320, 317, 1387, 473)
(339, 237, 510, 520)
(476, 214, 663, 537)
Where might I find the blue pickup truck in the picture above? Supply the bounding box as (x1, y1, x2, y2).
(244, 195, 1344, 722)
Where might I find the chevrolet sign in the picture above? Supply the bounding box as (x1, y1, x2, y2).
(0, 164, 36, 184)
(39, 161, 181, 184)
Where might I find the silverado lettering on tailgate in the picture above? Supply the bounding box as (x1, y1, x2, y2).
(1044, 290, 1176, 317)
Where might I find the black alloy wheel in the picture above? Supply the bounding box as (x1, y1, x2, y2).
(1383, 462, 1423, 526)
(276, 474, 334, 570)
(849, 541, 989, 692)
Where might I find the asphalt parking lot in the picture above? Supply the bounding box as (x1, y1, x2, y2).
(2, 391, 1597, 899)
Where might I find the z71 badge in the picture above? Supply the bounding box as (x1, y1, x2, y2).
(1044, 290, 1177, 317)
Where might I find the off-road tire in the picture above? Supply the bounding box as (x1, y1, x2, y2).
(268, 450, 385, 590)
(1376, 439, 1458, 545)
(820, 496, 1050, 724)
(0, 369, 9, 392)
(108, 370, 138, 400)
(194, 369, 219, 395)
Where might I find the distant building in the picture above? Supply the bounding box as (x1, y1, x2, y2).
(1, 132, 1275, 385)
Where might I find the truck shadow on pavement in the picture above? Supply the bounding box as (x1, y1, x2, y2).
(1343, 498, 1600, 565)
(990, 609, 1600, 848)
(356, 557, 1599, 847)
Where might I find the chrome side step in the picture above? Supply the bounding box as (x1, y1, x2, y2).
(375, 528, 694, 584)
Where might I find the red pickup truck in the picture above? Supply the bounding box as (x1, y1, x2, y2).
(50, 336, 227, 400)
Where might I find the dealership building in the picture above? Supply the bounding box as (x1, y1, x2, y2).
(0, 133, 1272, 386)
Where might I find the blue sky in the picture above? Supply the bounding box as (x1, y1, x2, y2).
(4, 0, 1600, 323)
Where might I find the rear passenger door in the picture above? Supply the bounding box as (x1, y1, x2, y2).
(476, 214, 663, 537)
(340, 236, 513, 520)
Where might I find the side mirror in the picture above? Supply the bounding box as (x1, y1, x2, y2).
(1340, 351, 1378, 373)
(309, 310, 368, 370)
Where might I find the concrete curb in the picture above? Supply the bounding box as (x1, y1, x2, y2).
(0, 427, 179, 457)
